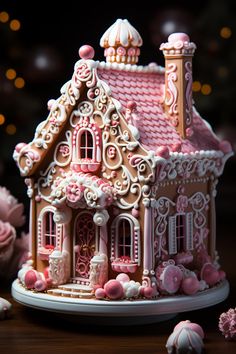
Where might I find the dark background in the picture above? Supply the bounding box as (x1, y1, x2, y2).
(0, 0, 236, 228)
(0, 2, 236, 352)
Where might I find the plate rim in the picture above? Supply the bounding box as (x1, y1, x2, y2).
(11, 279, 229, 318)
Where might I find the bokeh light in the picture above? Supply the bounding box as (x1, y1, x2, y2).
(5, 124, 17, 135)
(201, 84, 212, 95)
(14, 77, 25, 89)
(192, 81, 201, 92)
(0, 11, 9, 23)
(10, 19, 21, 31)
(220, 27, 232, 39)
(6, 69, 17, 80)
(0, 114, 6, 125)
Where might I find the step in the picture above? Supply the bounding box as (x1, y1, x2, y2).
(58, 283, 93, 293)
(47, 288, 93, 299)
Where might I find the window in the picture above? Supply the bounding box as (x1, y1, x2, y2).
(111, 214, 140, 273)
(79, 130, 94, 159)
(118, 218, 131, 259)
(43, 211, 56, 248)
(168, 212, 193, 255)
(176, 214, 185, 252)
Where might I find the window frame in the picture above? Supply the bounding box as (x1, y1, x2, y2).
(78, 128, 94, 160)
(111, 214, 140, 265)
(38, 206, 63, 259)
(168, 212, 193, 255)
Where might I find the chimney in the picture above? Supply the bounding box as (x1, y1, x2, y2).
(160, 33, 196, 139)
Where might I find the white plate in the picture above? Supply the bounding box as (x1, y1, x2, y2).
(11, 279, 229, 325)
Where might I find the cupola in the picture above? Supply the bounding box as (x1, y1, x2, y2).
(100, 19, 143, 64)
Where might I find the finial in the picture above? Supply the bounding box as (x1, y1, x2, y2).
(78, 45, 95, 60)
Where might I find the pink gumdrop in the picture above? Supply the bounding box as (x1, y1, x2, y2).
(174, 320, 204, 339)
(168, 33, 190, 43)
(104, 280, 124, 300)
(181, 277, 200, 295)
(201, 263, 220, 286)
(172, 143, 181, 152)
(95, 288, 106, 300)
(34, 279, 47, 292)
(127, 101, 137, 110)
(24, 270, 39, 289)
(144, 286, 154, 299)
(78, 45, 95, 60)
(116, 273, 130, 283)
(15, 142, 27, 153)
(155, 146, 170, 159)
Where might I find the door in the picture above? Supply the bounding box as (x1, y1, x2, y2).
(74, 211, 96, 280)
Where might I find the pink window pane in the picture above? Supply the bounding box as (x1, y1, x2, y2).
(118, 219, 131, 259)
(176, 214, 185, 252)
(44, 212, 56, 248)
(80, 130, 93, 159)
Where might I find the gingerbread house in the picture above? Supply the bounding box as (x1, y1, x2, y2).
(13, 19, 233, 301)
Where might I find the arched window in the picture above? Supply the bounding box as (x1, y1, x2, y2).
(43, 211, 57, 248)
(38, 206, 64, 260)
(111, 214, 140, 264)
(79, 129, 94, 159)
(118, 218, 131, 259)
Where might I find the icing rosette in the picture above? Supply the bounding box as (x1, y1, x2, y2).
(0, 220, 16, 263)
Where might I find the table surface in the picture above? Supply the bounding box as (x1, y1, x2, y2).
(1, 166, 236, 354)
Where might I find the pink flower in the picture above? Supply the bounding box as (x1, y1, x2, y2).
(219, 308, 236, 340)
(59, 145, 70, 157)
(0, 187, 25, 227)
(66, 183, 85, 204)
(0, 220, 16, 264)
(0, 231, 30, 280)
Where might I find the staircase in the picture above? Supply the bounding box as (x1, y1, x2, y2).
(47, 283, 94, 299)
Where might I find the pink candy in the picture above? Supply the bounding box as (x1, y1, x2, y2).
(104, 280, 124, 300)
(174, 320, 204, 339)
(181, 276, 200, 295)
(24, 269, 39, 289)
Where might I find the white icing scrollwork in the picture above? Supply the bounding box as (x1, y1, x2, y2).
(156, 152, 231, 181)
(189, 192, 210, 229)
(153, 197, 176, 258)
(36, 162, 57, 203)
(54, 130, 72, 167)
(185, 61, 192, 126)
(165, 63, 178, 126)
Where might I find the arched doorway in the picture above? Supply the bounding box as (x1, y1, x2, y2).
(74, 211, 97, 281)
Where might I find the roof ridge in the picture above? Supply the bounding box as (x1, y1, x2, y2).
(96, 60, 165, 74)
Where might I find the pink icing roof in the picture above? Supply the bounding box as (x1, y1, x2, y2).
(97, 65, 220, 153)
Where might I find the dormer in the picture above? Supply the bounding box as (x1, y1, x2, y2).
(70, 117, 102, 173)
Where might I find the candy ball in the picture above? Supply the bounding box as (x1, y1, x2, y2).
(95, 288, 106, 300)
(116, 273, 130, 283)
(24, 270, 39, 289)
(181, 276, 200, 295)
(104, 280, 124, 300)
